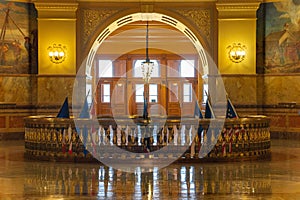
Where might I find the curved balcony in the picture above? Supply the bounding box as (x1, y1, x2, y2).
(24, 115, 271, 163)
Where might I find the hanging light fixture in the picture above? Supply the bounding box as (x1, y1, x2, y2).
(141, 21, 154, 83)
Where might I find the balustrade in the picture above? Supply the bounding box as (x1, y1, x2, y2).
(24, 115, 271, 162)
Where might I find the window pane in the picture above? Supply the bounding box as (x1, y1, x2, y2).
(149, 84, 158, 103)
(203, 83, 208, 103)
(133, 60, 160, 77)
(135, 84, 144, 103)
(99, 60, 113, 77)
(183, 83, 192, 102)
(169, 82, 179, 102)
(180, 60, 195, 77)
(101, 84, 110, 102)
(114, 83, 124, 104)
(103, 96, 110, 102)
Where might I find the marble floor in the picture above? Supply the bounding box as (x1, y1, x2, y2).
(0, 139, 300, 200)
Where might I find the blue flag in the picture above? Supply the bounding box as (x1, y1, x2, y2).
(204, 98, 215, 118)
(57, 97, 70, 118)
(226, 98, 238, 118)
(78, 95, 90, 157)
(79, 96, 90, 118)
(194, 101, 203, 118)
(194, 101, 204, 137)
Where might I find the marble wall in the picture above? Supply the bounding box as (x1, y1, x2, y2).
(0, 75, 32, 104)
(222, 74, 300, 138)
(0, 75, 75, 140)
(37, 76, 75, 105)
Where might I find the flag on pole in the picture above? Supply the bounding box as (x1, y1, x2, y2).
(226, 98, 239, 118)
(204, 98, 215, 118)
(194, 101, 204, 139)
(57, 97, 69, 153)
(78, 94, 90, 157)
(57, 97, 70, 118)
(79, 96, 90, 118)
(194, 101, 203, 119)
(89, 98, 97, 119)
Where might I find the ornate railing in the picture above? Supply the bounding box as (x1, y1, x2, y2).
(24, 115, 271, 162)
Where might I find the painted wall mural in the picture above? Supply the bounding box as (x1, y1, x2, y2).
(257, 0, 300, 73)
(0, 1, 37, 74)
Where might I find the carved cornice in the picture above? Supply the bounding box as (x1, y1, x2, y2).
(216, 2, 261, 11)
(35, 3, 78, 11)
(216, 2, 261, 19)
(34, 2, 78, 18)
(81, 8, 120, 46)
(174, 8, 212, 45)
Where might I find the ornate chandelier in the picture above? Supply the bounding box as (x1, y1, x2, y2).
(141, 21, 154, 83)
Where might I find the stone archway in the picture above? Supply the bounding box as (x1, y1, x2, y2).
(85, 12, 209, 77)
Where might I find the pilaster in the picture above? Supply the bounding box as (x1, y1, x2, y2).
(34, 0, 78, 75)
(216, 1, 261, 74)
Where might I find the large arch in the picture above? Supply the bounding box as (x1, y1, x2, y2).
(85, 12, 209, 77)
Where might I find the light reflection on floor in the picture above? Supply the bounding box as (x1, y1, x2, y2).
(0, 140, 300, 199)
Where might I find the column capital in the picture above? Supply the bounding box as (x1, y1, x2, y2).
(34, 1, 78, 19)
(216, 1, 262, 19)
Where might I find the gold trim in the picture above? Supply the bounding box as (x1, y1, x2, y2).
(34, 3, 79, 12)
(37, 18, 77, 21)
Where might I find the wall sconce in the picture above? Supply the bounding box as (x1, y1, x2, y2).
(227, 43, 246, 63)
(47, 44, 67, 64)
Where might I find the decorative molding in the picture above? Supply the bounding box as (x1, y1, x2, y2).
(175, 8, 211, 45)
(81, 8, 120, 46)
(216, 2, 261, 18)
(34, 3, 78, 11)
(216, 3, 260, 11)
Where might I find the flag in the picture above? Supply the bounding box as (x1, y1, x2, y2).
(226, 98, 238, 118)
(194, 101, 203, 118)
(89, 98, 97, 119)
(78, 95, 90, 157)
(56, 97, 69, 153)
(79, 96, 90, 118)
(194, 101, 204, 139)
(57, 97, 69, 118)
(204, 98, 215, 118)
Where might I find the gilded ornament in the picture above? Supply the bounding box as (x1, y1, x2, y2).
(176, 8, 211, 44)
(81, 9, 120, 45)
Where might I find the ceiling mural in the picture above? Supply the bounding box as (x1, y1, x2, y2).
(0, 1, 37, 74)
(258, 0, 300, 73)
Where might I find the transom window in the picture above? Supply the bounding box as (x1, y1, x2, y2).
(180, 60, 195, 77)
(98, 59, 126, 77)
(98, 60, 113, 77)
(167, 59, 195, 77)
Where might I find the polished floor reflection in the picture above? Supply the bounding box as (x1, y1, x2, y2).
(0, 140, 300, 199)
